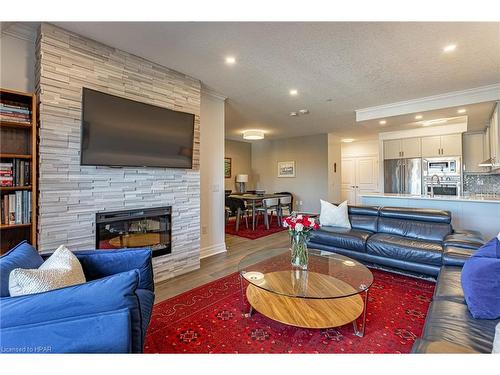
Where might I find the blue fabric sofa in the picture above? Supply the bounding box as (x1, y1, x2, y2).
(0, 242, 155, 353)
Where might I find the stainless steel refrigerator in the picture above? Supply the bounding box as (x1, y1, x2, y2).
(384, 158, 422, 195)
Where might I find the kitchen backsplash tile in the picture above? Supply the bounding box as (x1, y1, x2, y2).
(464, 174, 500, 195)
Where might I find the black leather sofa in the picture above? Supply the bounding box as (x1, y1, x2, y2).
(308, 206, 498, 353)
(308, 206, 483, 277)
(411, 246, 500, 353)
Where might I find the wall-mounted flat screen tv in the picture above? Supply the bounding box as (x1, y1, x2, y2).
(81, 88, 195, 168)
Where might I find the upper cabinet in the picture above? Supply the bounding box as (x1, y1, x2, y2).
(463, 132, 489, 173)
(489, 103, 499, 170)
(421, 134, 462, 157)
(383, 137, 421, 159)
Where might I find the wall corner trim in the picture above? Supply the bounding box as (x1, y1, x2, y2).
(200, 242, 227, 259)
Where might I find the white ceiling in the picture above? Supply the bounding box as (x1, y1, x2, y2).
(45, 22, 500, 140)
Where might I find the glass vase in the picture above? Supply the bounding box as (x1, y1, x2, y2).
(291, 233, 308, 270)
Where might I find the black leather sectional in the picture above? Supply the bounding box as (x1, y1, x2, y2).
(308, 206, 496, 353)
(308, 206, 483, 277)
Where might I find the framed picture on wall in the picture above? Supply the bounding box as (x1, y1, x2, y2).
(277, 161, 295, 178)
(224, 157, 232, 178)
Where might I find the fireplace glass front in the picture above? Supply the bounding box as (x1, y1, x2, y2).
(96, 207, 171, 257)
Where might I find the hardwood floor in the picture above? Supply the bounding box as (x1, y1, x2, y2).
(154, 231, 290, 303)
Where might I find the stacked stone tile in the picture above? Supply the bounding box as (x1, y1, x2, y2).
(36, 23, 201, 282)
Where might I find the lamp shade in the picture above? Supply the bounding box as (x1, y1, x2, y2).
(236, 174, 248, 183)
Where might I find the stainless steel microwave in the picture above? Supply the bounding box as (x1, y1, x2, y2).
(423, 157, 461, 175)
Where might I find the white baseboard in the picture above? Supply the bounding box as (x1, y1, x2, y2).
(200, 242, 227, 259)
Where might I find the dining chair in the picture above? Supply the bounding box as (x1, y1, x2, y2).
(225, 197, 250, 231)
(255, 198, 280, 230)
(278, 195, 293, 223)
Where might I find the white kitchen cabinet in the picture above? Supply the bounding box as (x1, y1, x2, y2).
(384, 138, 421, 159)
(341, 156, 379, 205)
(421, 136, 442, 157)
(383, 139, 402, 160)
(489, 103, 499, 170)
(421, 134, 462, 157)
(463, 132, 488, 173)
(441, 134, 462, 156)
(401, 138, 421, 158)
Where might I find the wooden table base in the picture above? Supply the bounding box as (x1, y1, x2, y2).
(246, 284, 364, 329)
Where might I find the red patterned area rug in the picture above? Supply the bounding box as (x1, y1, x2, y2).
(225, 217, 286, 240)
(144, 269, 435, 353)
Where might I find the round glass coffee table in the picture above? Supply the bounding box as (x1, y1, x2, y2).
(238, 247, 373, 337)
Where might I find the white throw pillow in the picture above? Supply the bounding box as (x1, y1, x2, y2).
(319, 199, 351, 229)
(493, 322, 500, 354)
(9, 245, 86, 297)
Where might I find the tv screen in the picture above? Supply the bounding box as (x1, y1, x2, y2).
(81, 88, 195, 168)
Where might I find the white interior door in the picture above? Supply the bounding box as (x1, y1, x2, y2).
(355, 157, 379, 204)
(341, 158, 357, 205)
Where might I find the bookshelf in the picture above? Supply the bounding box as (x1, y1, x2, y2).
(0, 88, 37, 254)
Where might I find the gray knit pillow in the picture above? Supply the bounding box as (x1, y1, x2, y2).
(9, 245, 86, 297)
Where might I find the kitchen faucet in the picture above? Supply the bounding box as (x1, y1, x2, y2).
(430, 174, 441, 198)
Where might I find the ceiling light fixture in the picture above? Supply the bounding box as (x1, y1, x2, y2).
(342, 138, 355, 143)
(225, 56, 236, 65)
(415, 115, 423, 120)
(298, 109, 309, 115)
(289, 89, 298, 96)
(379, 120, 387, 125)
(443, 44, 457, 53)
(289, 112, 298, 117)
(457, 108, 467, 114)
(242, 130, 264, 140)
(421, 119, 448, 127)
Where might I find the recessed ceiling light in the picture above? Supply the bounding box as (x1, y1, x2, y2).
(242, 130, 264, 140)
(415, 115, 423, 120)
(289, 112, 298, 117)
(457, 108, 467, 114)
(342, 138, 355, 143)
(443, 44, 457, 53)
(298, 109, 309, 115)
(289, 89, 298, 96)
(379, 120, 387, 125)
(225, 56, 236, 65)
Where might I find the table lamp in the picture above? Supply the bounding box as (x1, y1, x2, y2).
(236, 174, 248, 193)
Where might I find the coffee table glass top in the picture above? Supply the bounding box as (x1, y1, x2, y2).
(238, 248, 373, 299)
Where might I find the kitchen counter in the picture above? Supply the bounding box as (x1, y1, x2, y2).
(361, 193, 500, 239)
(360, 193, 500, 203)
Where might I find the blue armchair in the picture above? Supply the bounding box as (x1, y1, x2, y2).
(0, 243, 155, 353)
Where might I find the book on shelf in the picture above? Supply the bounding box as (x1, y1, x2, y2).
(0, 101, 32, 124)
(0, 191, 31, 225)
(0, 160, 30, 187)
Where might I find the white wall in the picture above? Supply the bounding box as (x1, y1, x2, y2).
(200, 90, 226, 259)
(327, 134, 342, 202)
(0, 30, 35, 92)
(224, 139, 252, 191)
(251, 134, 328, 212)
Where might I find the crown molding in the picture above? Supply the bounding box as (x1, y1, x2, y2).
(356, 84, 500, 122)
(0, 22, 38, 42)
(201, 84, 227, 101)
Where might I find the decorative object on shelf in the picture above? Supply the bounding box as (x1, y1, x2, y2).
(235, 174, 248, 193)
(283, 213, 319, 269)
(277, 161, 295, 178)
(224, 157, 232, 178)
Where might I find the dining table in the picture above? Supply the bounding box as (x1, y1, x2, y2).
(229, 193, 289, 231)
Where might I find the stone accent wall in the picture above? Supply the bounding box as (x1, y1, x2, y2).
(36, 23, 201, 282)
